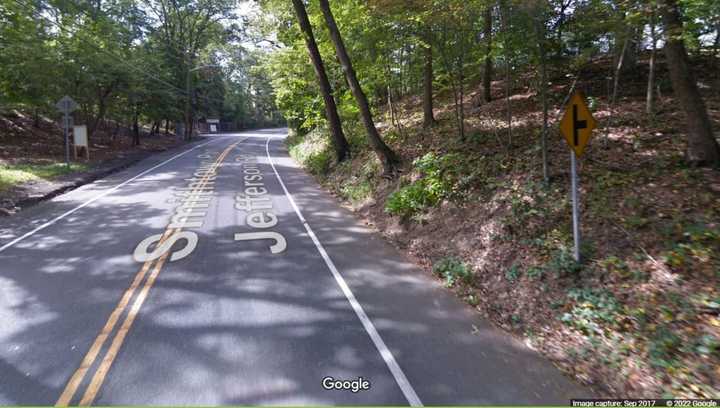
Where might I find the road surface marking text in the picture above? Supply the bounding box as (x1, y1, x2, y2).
(56, 139, 240, 407)
(0, 137, 223, 254)
(264, 136, 423, 407)
(132, 148, 230, 263)
(233, 153, 287, 254)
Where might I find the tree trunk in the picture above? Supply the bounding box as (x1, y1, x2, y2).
(185, 59, 193, 141)
(112, 121, 120, 143)
(534, 10, 549, 184)
(646, 8, 657, 116)
(165, 119, 170, 135)
(483, 6, 493, 103)
(318, 0, 400, 175)
(458, 57, 465, 142)
(422, 36, 436, 128)
(501, 0, 512, 145)
(291, 0, 350, 162)
(132, 106, 140, 146)
(555, 0, 570, 58)
(659, 0, 720, 166)
(89, 95, 106, 139)
(388, 85, 403, 137)
(612, 35, 629, 106)
(398, 46, 406, 97)
(617, 25, 639, 75)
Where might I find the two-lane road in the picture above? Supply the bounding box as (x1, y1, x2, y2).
(0, 129, 590, 405)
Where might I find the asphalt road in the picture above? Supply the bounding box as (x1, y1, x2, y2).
(0, 129, 591, 405)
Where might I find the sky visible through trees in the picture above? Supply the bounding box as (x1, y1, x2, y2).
(1, 0, 719, 400)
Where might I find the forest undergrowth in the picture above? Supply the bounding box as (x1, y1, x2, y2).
(287, 55, 720, 398)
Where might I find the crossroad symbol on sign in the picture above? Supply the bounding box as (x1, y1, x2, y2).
(559, 91, 597, 157)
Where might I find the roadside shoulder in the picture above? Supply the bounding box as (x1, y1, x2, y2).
(0, 139, 203, 216)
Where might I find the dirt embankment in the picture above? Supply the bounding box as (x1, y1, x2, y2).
(289, 55, 720, 398)
(0, 110, 186, 213)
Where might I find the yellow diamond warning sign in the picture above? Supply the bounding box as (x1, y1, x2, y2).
(560, 91, 597, 157)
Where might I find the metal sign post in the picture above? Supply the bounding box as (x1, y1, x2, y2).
(570, 150, 581, 262)
(55, 96, 78, 166)
(559, 91, 597, 263)
(63, 113, 70, 165)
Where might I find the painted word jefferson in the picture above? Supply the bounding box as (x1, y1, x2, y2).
(234, 154, 287, 254)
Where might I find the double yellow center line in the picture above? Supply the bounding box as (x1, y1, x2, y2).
(56, 141, 239, 407)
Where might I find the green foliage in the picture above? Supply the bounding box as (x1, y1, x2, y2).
(693, 334, 720, 357)
(385, 182, 436, 218)
(465, 293, 480, 307)
(662, 222, 720, 274)
(385, 152, 461, 217)
(0, 163, 88, 191)
(648, 325, 682, 369)
(547, 247, 583, 277)
(503, 180, 570, 239)
(433, 256, 473, 287)
(598, 256, 630, 278)
(0, 0, 278, 137)
(340, 180, 372, 204)
(560, 288, 620, 335)
(505, 264, 521, 283)
(287, 128, 335, 176)
(526, 265, 544, 280)
(306, 150, 332, 175)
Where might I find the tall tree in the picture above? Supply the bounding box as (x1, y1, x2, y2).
(531, 1, 550, 184)
(500, 0, 512, 144)
(482, 5, 493, 103)
(646, 3, 658, 116)
(317, 0, 400, 176)
(422, 31, 436, 128)
(659, 0, 720, 166)
(146, 0, 236, 140)
(290, 0, 349, 162)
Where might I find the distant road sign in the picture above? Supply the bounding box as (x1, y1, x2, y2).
(560, 91, 597, 157)
(55, 95, 78, 114)
(73, 125, 88, 147)
(73, 125, 89, 160)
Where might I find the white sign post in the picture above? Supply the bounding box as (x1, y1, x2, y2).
(570, 151, 581, 262)
(55, 96, 78, 166)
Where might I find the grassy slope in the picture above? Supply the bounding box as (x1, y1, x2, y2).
(287, 55, 720, 398)
(0, 109, 183, 193)
(0, 163, 88, 192)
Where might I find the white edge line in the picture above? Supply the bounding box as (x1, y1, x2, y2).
(264, 135, 423, 407)
(0, 137, 226, 253)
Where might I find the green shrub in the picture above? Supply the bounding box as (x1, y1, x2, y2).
(385, 152, 459, 217)
(433, 257, 473, 287)
(305, 149, 332, 176)
(648, 325, 682, 369)
(505, 264, 521, 283)
(286, 128, 334, 177)
(548, 247, 583, 276)
(560, 288, 620, 335)
(527, 265, 544, 279)
(340, 180, 372, 204)
(661, 222, 720, 274)
(386, 181, 440, 218)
